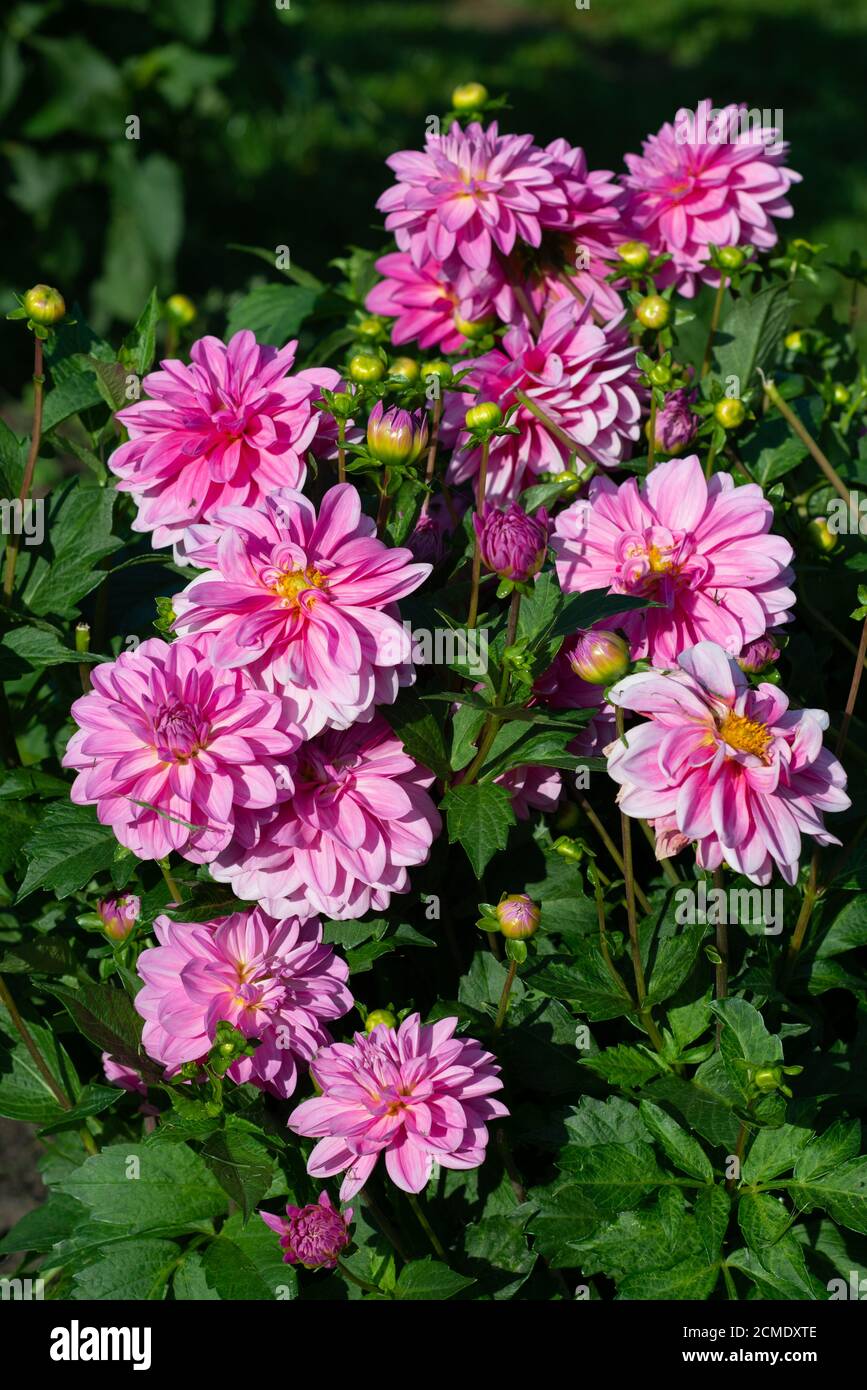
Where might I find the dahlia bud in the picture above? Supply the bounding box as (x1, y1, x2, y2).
(365, 1008, 397, 1033)
(495, 894, 541, 940)
(833, 383, 851, 405)
(636, 295, 670, 330)
(349, 352, 385, 384)
(473, 502, 549, 582)
(330, 391, 354, 416)
(452, 82, 489, 111)
(165, 294, 196, 327)
(784, 330, 805, 353)
(717, 246, 746, 271)
(421, 360, 453, 385)
(261, 1193, 352, 1270)
(355, 316, 386, 341)
(617, 242, 651, 272)
(568, 630, 630, 685)
(454, 312, 496, 340)
(650, 388, 698, 455)
(805, 516, 837, 553)
(737, 635, 781, 674)
(465, 401, 503, 431)
(714, 397, 746, 430)
(366, 399, 429, 467)
(23, 284, 65, 326)
(389, 356, 419, 382)
(97, 894, 140, 942)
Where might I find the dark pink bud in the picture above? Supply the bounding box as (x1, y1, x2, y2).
(652, 389, 698, 455)
(260, 1192, 353, 1270)
(737, 634, 781, 674)
(568, 630, 630, 685)
(97, 894, 140, 941)
(495, 894, 541, 939)
(473, 502, 550, 582)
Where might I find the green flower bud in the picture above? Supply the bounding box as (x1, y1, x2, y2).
(165, 294, 196, 327)
(454, 312, 496, 340)
(355, 316, 386, 341)
(784, 330, 804, 353)
(365, 1008, 397, 1032)
(465, 401, 503, 430)
(714, 397, 746, 430)
(495, 894, 541, 940)
(617, 242, 651, 272)
(717, 245, 746, 271)
(753, 1066, 781, 1092)
(348, 352, 385, 384)
(421, 360, 453, 383)
(452, 82, 488, 111)
(648, 363, 671, 388)
(331, 391, 354, 415)
(805, 517, 837, 554)
(23, 284, 65, 326)
(636, 295, 670, 330)
(568, 629, 630, 685)
(389, 356, 420, 382)
(832, 383, 851, 405)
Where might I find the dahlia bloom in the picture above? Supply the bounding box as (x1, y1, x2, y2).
(622, 100, 801, 297)
(377, 121, 563, 272)
(62, 637, 300, 862)
(738, 634, 781, 673)
(288, 1013, 508, 1198)
(474, 501, 550, 581)
(445, 297, 642, 501)
(365, 252, 501, 353)
(109, 331, 343, 562)
(172, 485, 429, 738)
(260, 1193, 352, 1269)
(209, 716, 441, 921)
(652, 388, 698, 455)
(606, 641, 850, 885)
(496, 764, 562, 819)
(135, 909, 352, 1099)
(553, 455, 795, 665)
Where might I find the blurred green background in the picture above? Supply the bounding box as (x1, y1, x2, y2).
(2, 0, 866, 393)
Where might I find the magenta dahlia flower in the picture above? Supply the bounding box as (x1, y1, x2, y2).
(622, 100, 801, 297)
(135, 909, 352, 1098)
(445, 297, 641, 501)
(606, 642, 850, 885)
(109, 331, 343, 562)
(553, 455, 795, 665)
(652, 388, 698, 455)
(474, 501, 550, 582)
(102, 1054, 147, 1095)
(378, 121, 564, 272)
(365, 252, 501, 353)
(288, 1013, 508, 1198)
(260, 1193, 352, 1269)
(172, 485, 429, 738)
(209, 716, 441, 921)
(62, 637, 300, 862)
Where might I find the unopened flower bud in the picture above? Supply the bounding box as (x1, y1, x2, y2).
(452, 82, 488, 111)
(496, 894, 540, 940)
(97, 894, 140, 942)
(365, 1008, 397, 1033)
(805, 517, 837, 553)
(636, 295, 669, 330)
(23, 284, 65, 326)
(617, 242, 651, 272)
(714, 397, 746, 430)
(473, 501, 549, 582)
(465, 401, 503, 431)
(165, 294, 196, 327)
(261, 1193, 352, 1270)
(717, 245, 746, 271)
(349, 352, 385, 384)
(737, 635, 781, 674)
(366, 399, 429, 467)
(454, 312, 495, 340)
(389, 356, 419, 382)
(421, 359, 453, 384)
(650, 387, 698, 455)
(784, 330, 804, 353)
(832, 383, 851, 405)
(355, 316, 386, 341)
(568, 630, 630, 685)
(753, 1066, 781, 1092)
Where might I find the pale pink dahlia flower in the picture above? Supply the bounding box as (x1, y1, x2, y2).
(109, 330, 342, 562)
(62, 637, 300, 862)
(622, 99, 801, 297)
(445, 297, 641, 501)
(553, 455, 795, 665)
(172, 485, 429, 738)
(606, 642, 850, 886)
(377, 121, 563, 272)
(365, 252, 501, 353)
(135, 909, 352, 1099)
(260, 1193, 352, 1269)
(496, 765, 562, 819)
(288, 1013, 508, 1198)
(209, 716, 441, 921)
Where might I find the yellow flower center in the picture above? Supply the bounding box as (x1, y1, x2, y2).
(719, 711, 772, 761)
(647, 543, 676, 575)
(273, 566, 328, 607)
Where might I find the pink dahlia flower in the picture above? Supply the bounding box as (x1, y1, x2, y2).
(135, 909, 352, 1099)
(109, 330, 343, 562)
(496, 765, 562, 819)
(102, 1053, 147, 1096)
(96, 894, 140, 942)
(288, 1013, 508, 1198)
(606, 641, 850, 885)
(622, 99, 801, 297)
(553, 455, 795, 665)
(62, 637, 300, 862)
(474, 501, 550, 582)
(445, 297, 641, 501)
(365, 252, 501, 353)
(209, 716, 441, 921)
(260, 1192, 352, 1269)
(377, 121, 563, 272)
(172, 485, 429, 738)
(652, 388, 698, 455)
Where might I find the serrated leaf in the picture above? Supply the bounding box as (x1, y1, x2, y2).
(442, 781, 515, 877)
(394, 1258, 474, 1301)
(639, 1100, 714, 1181)
(17, 803, 120, 901)
(58, 1141, 227, 1237)
(581, 1045, 664, 1089)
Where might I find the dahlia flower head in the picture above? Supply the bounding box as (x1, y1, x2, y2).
(209, 715, 441, 921)
(445, 296, 642, 502)
(288, 1013, 508, 1199)
(260, 1193, 352, 1270)
(377, 121, 565, 272)
(606, 641, 850, 886)
(553, 455, 795, 666)
(109, 330, 343, 563)
(172, 484, 429, 738)
(474, 501, 550, 582)
(62, 637, 300, 863)
(622, 99, 801, 297)
(135, 909, 352, 1099)
(365, 251, 503, 354)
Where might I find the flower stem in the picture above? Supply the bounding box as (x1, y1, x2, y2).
(493, 959, 518, 1034)
(461, 591, 521, 788)
(647, 393, 658, 471)
(713, 865, 728, 1048)
(359, 1187, 412, 1263)
(616, 708, 648, 1007)
(579, 795, 653, 916)
(3, 337, 44, 604)
(336, 1259, 387, 1297)
(590, 861, 635, 1009)
(0, 976, 71, 1110)
(701, 277, 728, 379)
(337, 417, 346, 485)
(406, 1191, 446, 1259)
(762, 374, 851, 506)
(159, 858, 182, 905)
(639, 818, 681, 882)
(420, 395, 443, 515)
(513, 388, 596, 469)
(467, 437, 490, 631)
(704, 438, 718, 480)
(376, 475, 392, 537)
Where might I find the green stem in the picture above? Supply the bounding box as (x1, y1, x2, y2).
(461, 590, 521, 787)
(337, 417, 346, 485)
(713, 865, 728, 1048)
(579, 795, 653, 916)
(513, 388, 596, 469)
(616, 708, 648, 1008)
(493, 959, 518, 1034)
(159, 858, 182, 904)
(406, 1191, 446, 1259)
(590, 861, 635, 1008)
(701, 277, 728, 378)
(420, 395, 443, 511)
(639, 818, 681, 882)
(336, 1259, 387, 1297)
(704, 438, 718, 480)
(359, 1188, 412, 1264)
(722, 1263, 738, 1300)
(647, 392, 658, 470)
(467, 438, 490, 631)
(0, 975, 71, 1110)
(762, 375, 851, 506)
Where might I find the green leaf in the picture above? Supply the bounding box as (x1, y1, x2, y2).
(695, 1185, 730, 1262)
(581, 1045, 664, 1090)
(0, 1006, 80, 1124)
(728, 1235, 828, 1300)
(523, 942, 634, 1021)
(17, 803, 120, 902)
(394, 1258, 475, 1301)
(793, 1119, 862, 1182)
(711, 997, 783, 1097)
(713, 285, 792, 393)
(738, 1191, 792, 1251)
(121, 291, 159, 377)
(526, 1180, 601, 1266)
(647, 923, 708, 1005)
(442, 781, 515, 877)
(816, 896, 867, 958)
(785, 1158, 867, 1235)
(20, 479, 120, 618)
(38, 1083, 124, 1135)
(0, 1193, 86, 1254)
(173, 1251, 221, 1300)
(0, 625, 100, 671)
(386, 690, 451, 779)
(201, 1126, 276, 1221)
(226, 284, 319, 347)
(70, 1238, 180, 1300)
(41, 370, 105, 433)
(44, 980, 162, 1083)
(58, 1141, 227, 1237)
(557, 1140, 666, 1214)
(742, 1124, 813, 1183)
(639, 1100, 714, 1181)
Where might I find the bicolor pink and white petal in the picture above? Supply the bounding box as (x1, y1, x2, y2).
(288, 1013, 508, 1199)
